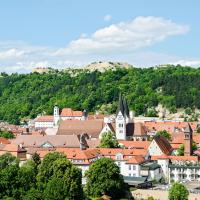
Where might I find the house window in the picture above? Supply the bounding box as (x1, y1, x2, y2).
(119, 124, 123, 128)
(119, 130, 123, 133)
(132, 173, 136, 177)
(129, 165, 131, 170)
(132, 165, 136, 170)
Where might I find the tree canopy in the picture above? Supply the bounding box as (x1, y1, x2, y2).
(85, 157, 125, 199)
(0, 130, 15, 139)
(177, 142, 197, 156)
(156, 130, 171, 141)
(168, 182, 189, 200)
(1, 65, 200, 124)
(0, 152, 83, 200)
(98, 131, 119, 148)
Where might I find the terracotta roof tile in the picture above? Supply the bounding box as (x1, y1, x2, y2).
(126, 156, 145, 164)
(60, 108, 83, 117)
(35, 115, 54, 122)
(118, 140, 150, 149)
(0, 137, 10, 144)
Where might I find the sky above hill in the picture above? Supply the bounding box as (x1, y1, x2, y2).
(0, 0, 200, 73)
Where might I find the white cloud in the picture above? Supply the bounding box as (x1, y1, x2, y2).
(104, 14, 112, 22)
(0, 48, 25, 60)
(55, 16, 189, 56)
(171, 60, 200, 67)
(0, 16, 194, 73)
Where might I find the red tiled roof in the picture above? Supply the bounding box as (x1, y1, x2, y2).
(0, 137, 10, 144)
(60, 108, 82, 117)
(28, 147, 148, 164)
(126, 156, 145, 164)
(172, 133, 200, 144)
(145, 121, 197, 134)
(118, 140, 151, 149)
(151, 155, 199, 161)
(35, 115, 54, 122)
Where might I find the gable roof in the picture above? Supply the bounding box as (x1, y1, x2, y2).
(35, 115, 54, 122)
(11, 135, 83, 148)
(153, 136, 173, 155)
(60, 108, 83, 117)
(57, 119, 104, 138)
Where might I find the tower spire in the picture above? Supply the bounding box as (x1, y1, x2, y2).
(184, 123, 193, 156)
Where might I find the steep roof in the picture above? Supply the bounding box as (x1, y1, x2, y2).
(126, 122, 147, 136)
(116, 93, 124, 116)
(154, 135, 173, 155)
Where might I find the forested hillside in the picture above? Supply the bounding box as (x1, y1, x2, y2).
(0, 65, 200, 124)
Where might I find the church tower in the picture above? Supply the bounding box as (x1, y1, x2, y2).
(116, 94, 130, 140)
(53, 104, 60, 126)
(184, 123, 193, 156)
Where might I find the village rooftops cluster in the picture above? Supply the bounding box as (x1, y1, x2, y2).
(1, 95, 200, 185)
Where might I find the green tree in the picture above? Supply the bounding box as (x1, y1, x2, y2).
(169, 182, 189, 200)
(85, 157, 125, 199)
(22, 188, 43, 200)
(156, 130, 171, 141)
(0, 130, 14, 139)
(99, 131, 119, 148)
(177, 142, 197, 156)
(148, 197, 155, 200)
(197, 127, 200, 133)
(0, 153, 20, 199)
(37, 152, 83, 200)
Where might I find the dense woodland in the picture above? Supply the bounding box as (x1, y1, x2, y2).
(1, 65, 200, 124)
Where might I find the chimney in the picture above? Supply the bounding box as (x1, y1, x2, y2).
(79, 133, 89, 150)
(184, 123, 193, 156)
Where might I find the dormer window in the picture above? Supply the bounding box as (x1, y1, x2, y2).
(116, 153, 123, 160)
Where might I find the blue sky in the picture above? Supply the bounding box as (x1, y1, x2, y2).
(0, 0, 200, 73)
